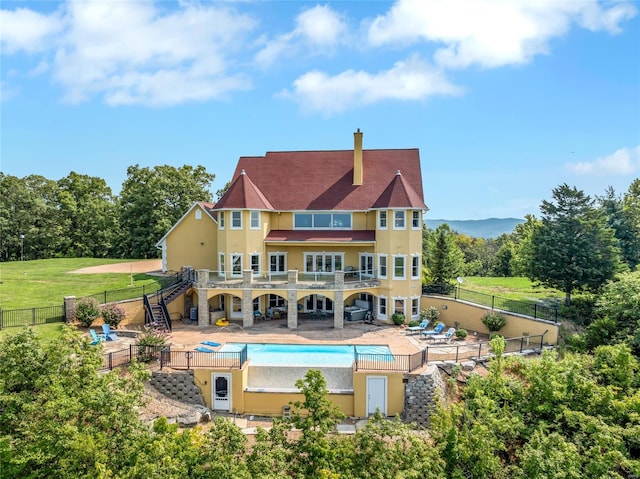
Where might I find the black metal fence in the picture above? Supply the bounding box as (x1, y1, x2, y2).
(423, 284, 559, 323)
(84, 273, 183, 305)
(159, 347, 248, 370)
(354, 334, 547, 372)
(100, 344, 169, 371)
(0, 305, 65, 329)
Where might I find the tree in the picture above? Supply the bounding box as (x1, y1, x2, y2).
(598, 186, 640, 271)
(509, 214, 541, 276)
(57, 171, 119, 258)
(119, 164, 215, 258)
(425, 224, 465, 285)
(529, 184, 621, 306)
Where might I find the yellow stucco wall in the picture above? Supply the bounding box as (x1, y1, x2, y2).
(421, 296, 559, 345)
(117, 299, 146, 328)
(165, 205, 218, 272)
(353, 371, 405, 417)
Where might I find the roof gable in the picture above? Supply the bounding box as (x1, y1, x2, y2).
(372, 170, 428, 209)
(155, 201, 217, 246)
(214, 169, 275, 210)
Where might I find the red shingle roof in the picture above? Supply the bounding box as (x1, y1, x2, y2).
(265, 230, 375, 242)
(214, 148, 427, 211)
(372, 170, 426, 209)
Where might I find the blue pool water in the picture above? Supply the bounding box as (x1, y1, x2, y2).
(218, 343, 393, 367)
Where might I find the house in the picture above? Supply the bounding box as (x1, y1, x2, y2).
(156, 130, 428, 329)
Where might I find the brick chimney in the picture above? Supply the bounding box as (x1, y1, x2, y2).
(353, 129, 363, 186)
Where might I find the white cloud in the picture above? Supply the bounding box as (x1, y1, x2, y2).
(255, 4, 347, 68)
(0, 81, 20, 102)
(279, 55, 461, 115)
(566, 145, 640, 175)
(367, 0, 637, 69)
(0, 7, 64, 54)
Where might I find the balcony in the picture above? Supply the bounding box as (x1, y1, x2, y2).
(197, 269, 380, 291)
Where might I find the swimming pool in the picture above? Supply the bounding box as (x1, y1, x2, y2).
(218, 343, 393, 367)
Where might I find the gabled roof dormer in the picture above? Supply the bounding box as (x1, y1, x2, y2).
(213, 169, 274, 211)
(372, 170, 428, 210)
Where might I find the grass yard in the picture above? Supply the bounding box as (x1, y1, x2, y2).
(0, 258, 164, 310)
(461, 276, 562, 306)
(0, 322, 67, 345)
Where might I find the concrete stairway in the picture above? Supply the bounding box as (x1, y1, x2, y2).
(149, 370, 206, 406)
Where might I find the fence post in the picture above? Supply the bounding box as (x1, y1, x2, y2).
(0, 309, 3, 330)
(455, 345, 459, 363)
(129, 344, 133, 363)
(104, 291, 107, 304)
(520, 337, 524, 353)
(32, 308, 36, 326)
(108, 352, 113, 370)
(533, 304, 537, 319)
(491, 295, 495, 310)
(478, 343, 482, 359)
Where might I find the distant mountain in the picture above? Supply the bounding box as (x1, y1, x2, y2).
(425, 218, 525, 238)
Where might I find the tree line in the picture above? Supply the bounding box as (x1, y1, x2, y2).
(0, 166, 216, 261)
(424, 180, 640, 305)
(1, 328, 638, 478)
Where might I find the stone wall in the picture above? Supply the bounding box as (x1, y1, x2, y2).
(401, 365, 447, 427)
(149, 370, 206, 406)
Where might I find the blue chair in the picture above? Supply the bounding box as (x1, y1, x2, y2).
(89, 329, 105, 345)
(427, 327, 457, 344)
(195, 346, 215, 353)
(406, 319, 429, 335)
(422, 322, 445, 338)
(201, 340, 221, 347)
(102, 324, 119, 341)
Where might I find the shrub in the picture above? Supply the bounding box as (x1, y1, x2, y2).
(136, 324, 169, 362)
(391, 312, 406, 325)
(101, 303, 125, 328)
(455, 328, 468, 339)
(75, 298, 100, 327)
(482, 311, 507, 337)
(420, 306, 440, 322)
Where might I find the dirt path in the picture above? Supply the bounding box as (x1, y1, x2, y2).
(70, 259, 162, 274)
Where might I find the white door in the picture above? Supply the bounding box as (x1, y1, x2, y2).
(366, 376, 387, 416)
(212, 373, 232, 411)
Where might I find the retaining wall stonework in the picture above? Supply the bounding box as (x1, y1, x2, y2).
(149, 370, 206, 406)
(401, 365, 447, 427)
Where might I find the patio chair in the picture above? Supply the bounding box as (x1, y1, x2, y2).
(427, 327, 457, 344)
(421, 322, 445, 339)
(201, 340, 221, 347)
(102, 324, 119, 341)
(406, 319, 429, 335)
(254, 310, 265, 321)
(89, 329, 105, 345)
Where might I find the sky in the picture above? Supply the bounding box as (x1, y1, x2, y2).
(1, 0, 639, 220)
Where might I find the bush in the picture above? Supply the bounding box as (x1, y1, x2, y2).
(482, 311, 507, 337)
(560, 295, 599, 326)
(101, 303, 125, 328)
(136, 324, 169, 362)
(455, 328, 468, 339)
(75, 298, 100, 327)
(420, 306, 440, 322)
(391, 312, 406, 325)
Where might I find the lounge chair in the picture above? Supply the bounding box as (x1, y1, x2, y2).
(102, 324, 119, 341)
(201, 340, 221, 347)
(421, 322, 445, 338)
(89, 329, 105, 345)
(426, 327, 457, 344)
(195, 346, 215, 353)
(406, 319, 429, 335)
(254, 310, 264, 321)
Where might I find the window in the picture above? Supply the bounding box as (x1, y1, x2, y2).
(269, 252, 287, 273)
(218, 253, 225, 277)
(411, 254, 420, 279)
(411, 297, 419, 318)
(250, 211, 260, 229)
(359, 253, 374, 277)
(304, 253, 344, 273)
(253, 297, 261, 312)
(393, 255, 405, 279)
(231, 254, 242, 276)
(412, 211, 421, 229)
(195, 209, 202, 220)
(378, 297, 387, 318)
(378, 210, 387, 229)
(250, 253, 260, 275)
(294, 212, 352, 229)
(219, 211, 225, 229)
(268, 294, 286, 307)
(231, 211, 242, 229)
(232, 296, 241, 312)
(378, 254, 387, 278)
(219, 295, 225, 312)
(393, 211, 405, 229)
(394, 298, 406, 315)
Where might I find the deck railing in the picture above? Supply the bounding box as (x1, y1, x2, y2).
(159, 346, 248, 370)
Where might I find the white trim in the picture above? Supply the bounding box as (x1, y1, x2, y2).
(411, 254, 421, 279)
(392, 296, 407, 317)
(293, 212, 353, 230)
(230, 210, 242, 230)
(392, 254, 406, 280)
(411, 210, 421, 229)
(366, 376, 387, 417)
(303, 252, 344, 273)
(377, 296, 387, 320)
(393, 210, 406, 230)
(359, 253, 374, 277)
(269, 252, 287, 273)
(212, 373, 233, 412)
(218, 252, 226, 277)
(250, 252, 261, 276)
(250, 210, 260, 230)
(377, 254, 387, 279)
(411, 297, 420, 318)
(230, 253, 243, 277)
(378, 210, 388, 230)
(219, 210, 225, 229)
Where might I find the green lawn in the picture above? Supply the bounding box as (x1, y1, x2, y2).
(460, 277, 562, 305)
(0, 322, 67, 345)
(0, 258, 164, 310)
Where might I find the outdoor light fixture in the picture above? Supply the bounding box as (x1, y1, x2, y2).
(19, 234, 25, 261)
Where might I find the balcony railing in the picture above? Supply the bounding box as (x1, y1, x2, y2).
(200, 269, 381, 290)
